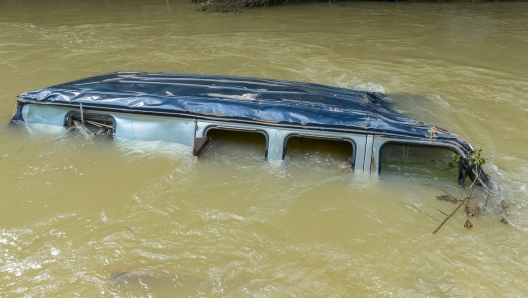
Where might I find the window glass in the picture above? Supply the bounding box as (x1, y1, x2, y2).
(380, 143, 456, 180)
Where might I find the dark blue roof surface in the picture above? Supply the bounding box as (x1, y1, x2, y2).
(18, 72, 469, 150)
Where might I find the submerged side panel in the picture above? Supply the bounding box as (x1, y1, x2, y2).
(112, 114, 136, 139)
(21, 105, 196, 147)
(130, 115, 195, 147)
(24, 105, 70, 126)
(22, 104, 30, 122)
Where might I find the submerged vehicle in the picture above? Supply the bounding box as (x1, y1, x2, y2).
(11, 72, 490, 187)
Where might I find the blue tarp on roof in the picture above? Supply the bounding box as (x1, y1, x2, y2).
(17, 72, 468, 149)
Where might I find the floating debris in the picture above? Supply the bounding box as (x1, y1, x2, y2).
(464, 206, 478, 217)
(337, 161, 352, 171)
(464, 218, 473, 229)
(436, 195, 454, 202)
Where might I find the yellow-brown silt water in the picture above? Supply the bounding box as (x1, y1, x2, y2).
(1, 1, 527, 296)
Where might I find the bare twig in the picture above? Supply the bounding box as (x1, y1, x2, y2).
(433, 169, 481, 234)
(400, 201, 441, 222)
(484, 192, 491, 208)
(437, 208, 449, 216)
(433, 197, 469, 234)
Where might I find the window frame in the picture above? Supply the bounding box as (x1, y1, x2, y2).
(377, 140, 464, 175)
(203, 125, 270, 159)
(282, 133, 357, 169)
(64, 110, 116, 135)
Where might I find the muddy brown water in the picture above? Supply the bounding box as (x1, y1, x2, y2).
(1, 1, 528, 296)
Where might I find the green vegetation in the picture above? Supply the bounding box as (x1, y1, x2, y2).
(431, 149, 509, 233)
(468, 148, 486, 167)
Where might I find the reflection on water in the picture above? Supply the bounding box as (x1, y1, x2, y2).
(1, 0, 528, 296)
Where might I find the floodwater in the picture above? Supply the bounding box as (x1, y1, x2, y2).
(1, 0, 528, 296)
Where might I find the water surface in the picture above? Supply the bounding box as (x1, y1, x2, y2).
(1, 1, 528, 296)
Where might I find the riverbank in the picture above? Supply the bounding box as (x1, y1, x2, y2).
(194, 0, 526, 12)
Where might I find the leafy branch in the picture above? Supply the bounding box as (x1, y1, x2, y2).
(411, 149, 507, 234)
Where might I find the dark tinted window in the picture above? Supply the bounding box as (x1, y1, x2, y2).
(380, 143, 456, 180)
